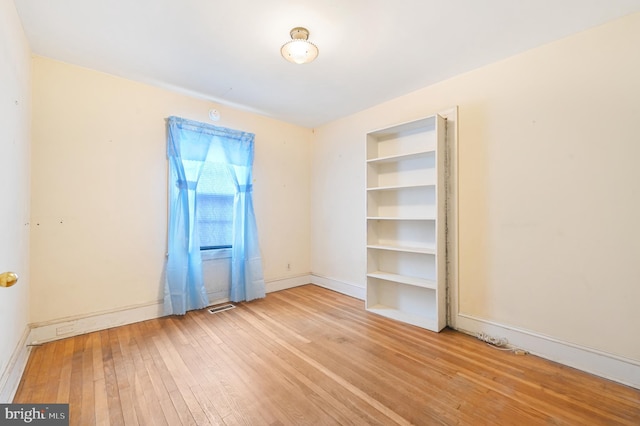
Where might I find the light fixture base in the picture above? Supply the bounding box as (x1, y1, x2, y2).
(281, 27, 319, 65)
(290, 27, 310, 40)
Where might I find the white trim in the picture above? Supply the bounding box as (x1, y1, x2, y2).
(440, 106, 459, 329)
(28, 301, 165, 345)
(311, 274, 366, 300)
(0, 326, 31, 402)
(206, 292, 230, 306)
(201, 248, 232, 261)
(265, 274, 311, 293)
(455, 313, 640, 390)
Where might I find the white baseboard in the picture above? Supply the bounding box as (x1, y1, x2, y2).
(28, 301, 165, 345)
(311, 274, 365, 300)
(455, 313, 640, 390)
(0, 326, 31, 402)
(265, 274, 311, 293)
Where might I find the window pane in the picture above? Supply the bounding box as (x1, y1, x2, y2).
(197, 162, 235, 194)
(197, 194, 233, 248)
(197, 162, 235, 249)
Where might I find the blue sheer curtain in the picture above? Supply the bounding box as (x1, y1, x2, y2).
(164, 116, 265, 315)
(223, 139, 265, 302)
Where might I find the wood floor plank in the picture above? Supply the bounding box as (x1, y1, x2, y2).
(79, 334, 96, 425)
(94, 378, 110, 426)
(13, 285, 640, 425)
(67, 335, 87, 424)
(91, 333, 110, 426)
(101, 330, 125, 426)
(29, 338, 58, 403)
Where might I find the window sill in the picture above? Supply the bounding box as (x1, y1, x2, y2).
(201, 248, 232, 261)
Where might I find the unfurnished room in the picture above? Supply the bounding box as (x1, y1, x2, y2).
(1, 0, 640, 424)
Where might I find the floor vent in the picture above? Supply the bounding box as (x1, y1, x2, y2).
(208, 304, 235, 314)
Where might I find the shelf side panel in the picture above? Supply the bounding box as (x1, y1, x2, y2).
(435, 114, 448, 328)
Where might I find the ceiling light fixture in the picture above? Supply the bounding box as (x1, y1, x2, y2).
(280, 27, 319, 65)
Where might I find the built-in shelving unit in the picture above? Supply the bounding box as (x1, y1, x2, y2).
(365, 114, 446, 332)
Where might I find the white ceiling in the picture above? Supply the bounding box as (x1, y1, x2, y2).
(14, 0, 640, 128)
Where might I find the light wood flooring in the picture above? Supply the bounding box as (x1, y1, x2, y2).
(14, 285, 640, 425)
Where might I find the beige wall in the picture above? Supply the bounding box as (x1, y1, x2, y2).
(312, 13, 640, 361)
(0, 0, 31, 393)
(30, 56, 311, 324)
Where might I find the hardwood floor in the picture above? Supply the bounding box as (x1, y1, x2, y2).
(14, 285, 640, 425)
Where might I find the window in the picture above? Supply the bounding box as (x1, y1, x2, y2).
(165, 115, 264, 313)
(196, 161, 235, 250)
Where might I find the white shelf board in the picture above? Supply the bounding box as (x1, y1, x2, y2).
(367, 150, 435, 164)
(366, 183, 435, 192)
(367, 216, 436, 221)
(367, 115, 436, 137)
(366, 305, 438, 331)
(367, 272, 437, 289)
(367, 244, 436, 255)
